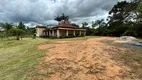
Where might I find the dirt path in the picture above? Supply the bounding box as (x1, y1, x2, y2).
(30, 37, 131, 80)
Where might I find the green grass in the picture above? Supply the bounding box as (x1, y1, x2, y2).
(0, 36, 94, 80)
(0, 38, 50, 80)
(54, 36, 100, 41)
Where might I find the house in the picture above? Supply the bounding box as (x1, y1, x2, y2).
(35, 20, 86, 38)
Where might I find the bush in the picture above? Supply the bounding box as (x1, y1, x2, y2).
(8, 28, 26, 40)
(123, 30, 137, 36)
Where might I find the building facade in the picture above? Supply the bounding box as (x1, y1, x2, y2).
(35, 20, 86, 38)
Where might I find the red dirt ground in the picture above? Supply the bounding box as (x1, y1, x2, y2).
(29, 37, 139, 80)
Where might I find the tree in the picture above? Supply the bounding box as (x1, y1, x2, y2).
(92, 19, 106, 28)
(91, 19, 108, 36)
(8, 28, 25, 40)
(26, 27, 36, 35)
(123, 29, 137, 36)
(71, 23, 80, 28)
(82, 22, 88, 28)
(108, 1, 129, 24)
(60, 13, 69, 21)
(17, 22, 26, 31)
(54, 13, 69, 22)
(136, 1, 142, 22)
(107, 1, 131, 36)
(54, 15, 61, 22)
(0, 23, 14, 36)
(85, 27, 94, 36)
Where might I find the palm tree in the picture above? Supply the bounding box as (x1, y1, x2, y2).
(54, 15, 61, 22)
(0, 23, 14, 35)
(82, 22, 88, 28)
(60, 13, 69, 21)
(54, 13, 69, 22)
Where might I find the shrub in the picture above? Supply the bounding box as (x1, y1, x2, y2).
(123, 30, 137, 36)
(8, 28, 26, 40)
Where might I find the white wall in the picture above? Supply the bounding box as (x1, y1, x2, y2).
(36, 28, 45, 37)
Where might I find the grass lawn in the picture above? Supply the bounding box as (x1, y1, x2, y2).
(0, 36, 95, 80)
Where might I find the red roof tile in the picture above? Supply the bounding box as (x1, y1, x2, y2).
(35, 25, 47, 28)
(56, 20, 77, 29)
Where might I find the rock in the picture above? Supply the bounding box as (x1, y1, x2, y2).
(132, 41, 142, 47)
(117, 36, 142, 47)
(117, 36, 137, 41)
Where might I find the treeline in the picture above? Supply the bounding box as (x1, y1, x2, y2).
(0, 22, 36, 40)
(82, 0, 142, 37)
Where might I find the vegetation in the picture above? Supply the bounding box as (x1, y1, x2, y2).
(82, 22, 88, 28)
(0, 22, 36, 40)
(0, 23, 14, 37)
(71, 23, 80, 28)
(8, 28, 26, 40)
(82, 0, 142, 37)
(54, 13, 69, 22)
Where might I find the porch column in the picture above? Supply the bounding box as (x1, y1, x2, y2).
(43, 31, 45, 36)
(79, 30, 82, 36)
(73, 30, 76, 36)
(84, 31, 86, 36)
(48, 31, 50, 36)
(66, 30, 69, 37)
(45, 31, 47, 37)
(57, 29, 60, 38)
(46, 31, 48, 36)
(44, 31, 46, 37)
(49, 30, 51, 36)
(52, 30, 55, 37)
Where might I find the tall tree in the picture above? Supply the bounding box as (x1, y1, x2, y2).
(108, 1, 129, 24)
(8, 28, 25, 40)
(82, 22, 88, 28)
(92, 19, 108, 36)
(107, 1, 130, 36)
(92, 19, 106, 28)
(137, 1, 142, 22)
(71, 23, 80, 28)
(54, 13, 69, 22)
(0, 23, 14, 35)
(136, 1, 142, 36)
(17, 22, 26, 31)
(54, 15, 61, 22)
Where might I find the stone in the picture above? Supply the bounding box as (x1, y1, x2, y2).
(117, 36, 137, 41)
(117, 36, 142, 47)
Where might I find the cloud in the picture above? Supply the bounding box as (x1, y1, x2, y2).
(0, 0, 126, 27)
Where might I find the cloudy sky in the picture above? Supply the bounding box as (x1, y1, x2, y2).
(0, 0, 127, 27)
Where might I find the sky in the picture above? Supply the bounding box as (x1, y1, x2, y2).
(0, 0, 128, 27)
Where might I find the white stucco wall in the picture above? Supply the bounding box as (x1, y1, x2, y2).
(36, 28, 46, 37)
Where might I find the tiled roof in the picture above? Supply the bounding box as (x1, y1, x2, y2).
(57, 24, 77, 28)
(36, 20, 78, 29)
(35, 25, 47, 28)
(56, 20, 77, 29)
